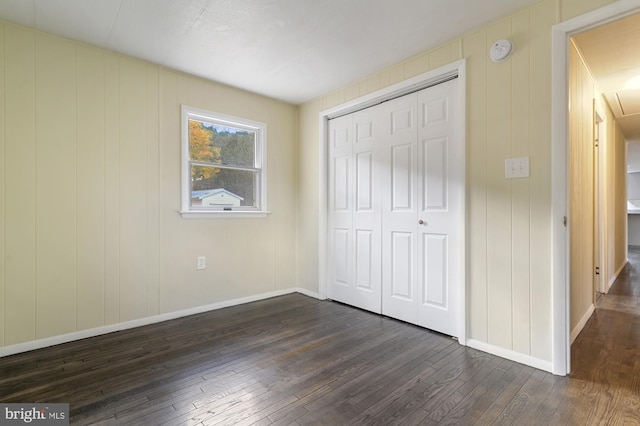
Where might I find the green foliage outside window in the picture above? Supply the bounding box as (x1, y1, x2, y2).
(189, 120, 257, 206)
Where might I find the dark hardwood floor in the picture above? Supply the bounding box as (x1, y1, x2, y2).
(2, 252, 640, 425)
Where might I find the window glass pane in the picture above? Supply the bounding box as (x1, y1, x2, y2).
(189, 120, 256, 168)
(189, 120, 221, 165)
(191, 165, 257, 208)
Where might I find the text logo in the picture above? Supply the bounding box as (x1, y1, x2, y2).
(0, 404, 68, 425)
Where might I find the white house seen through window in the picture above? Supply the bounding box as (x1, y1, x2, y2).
(181, 106, 267, 217)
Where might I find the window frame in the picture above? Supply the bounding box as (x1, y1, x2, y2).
(180, 105, 268, 218)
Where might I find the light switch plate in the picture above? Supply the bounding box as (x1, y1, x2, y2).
(197, 256, 206, 270)
(505, 157, 529, 179)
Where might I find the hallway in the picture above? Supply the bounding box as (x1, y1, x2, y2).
(567, 246, 640, 423)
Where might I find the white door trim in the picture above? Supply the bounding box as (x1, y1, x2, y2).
(551, 0, 640, 376)
(318, 59, 467, 344)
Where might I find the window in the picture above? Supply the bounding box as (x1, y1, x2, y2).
(181, 105, 268, 217)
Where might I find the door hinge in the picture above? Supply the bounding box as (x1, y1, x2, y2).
(563, 216, 567, 227)
(595, 266, 600, 275)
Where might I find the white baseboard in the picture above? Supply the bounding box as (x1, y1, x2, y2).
(0, 288, 320, 358)
(607, 260, 628, 291)
(295, 287, 320, 299)
(466, 339, 553, 373)
(570, 303, 595, 344)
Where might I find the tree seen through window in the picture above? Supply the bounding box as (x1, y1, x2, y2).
(189, 120, 257, 207)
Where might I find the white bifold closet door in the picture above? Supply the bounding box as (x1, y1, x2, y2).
(327, 107, 382, 314)
(328, 78, 461, 337)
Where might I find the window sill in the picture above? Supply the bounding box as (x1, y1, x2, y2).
(180, 210, 271, 219)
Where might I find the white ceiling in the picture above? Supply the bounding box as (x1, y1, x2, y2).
(0, 0, 542, 105)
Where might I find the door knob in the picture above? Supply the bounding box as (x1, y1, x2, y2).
(418, 219, 424, 225)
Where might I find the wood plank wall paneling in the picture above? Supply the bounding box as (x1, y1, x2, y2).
(272, 108, 299, 292)
(569, 42, 595, 331)
(158, 70, 181, 314)
(464, 30, 488, 343)
(511, 9, 532, 356)
(0, 24, 4, 347)
(118, 57, 150, 322)
(104, 52, 120, 326)
(0, 21, 298, 352)
(5, 24, 36, 346)
(614, 125, 627, 267)
(529, 0, 554, 362)
(35, 33, 77, 340)
(296, 98, 323, 297)
(605, 103, 627, 289)
(485, 18, 514, 350)
(604, 105, 614, 286)
(76, 45, 106, 331)
(607, 108, 626, 287)
(146, 65, 160, 317)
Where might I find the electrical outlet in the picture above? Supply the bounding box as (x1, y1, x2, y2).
(197, 256, 206, 270)
(505, 157, 530, 179)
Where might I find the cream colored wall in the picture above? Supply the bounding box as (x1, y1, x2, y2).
(297, 98, 323, 296)
(614, 123, 628, 269)
(298, 0, 616, 364)
(0, 22, 298, 348)
(603, 101, 625, 288)
(569, 41, 595, 331)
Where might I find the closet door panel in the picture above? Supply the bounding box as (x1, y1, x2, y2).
(380, 93, 419, 324)
(328, 115, 354, 306)
(352, 108, 381, 312)
(416, 78, 462, 337)
(423, 137, 448, 211)
(391, 144, 414, 210)
(422, 233, 448, 307)
(391, 231, 414, 300)
(328, 108, 381, 313)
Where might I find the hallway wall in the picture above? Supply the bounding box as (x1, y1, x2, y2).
(605, 103, 629, 287)
(569, 40, 595, 337)
(567, 39, 628, 336)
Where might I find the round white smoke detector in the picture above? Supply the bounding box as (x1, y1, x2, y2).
(490, 39, 513, 63)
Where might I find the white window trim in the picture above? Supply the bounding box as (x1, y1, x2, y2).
(180, 105, 269, 218)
